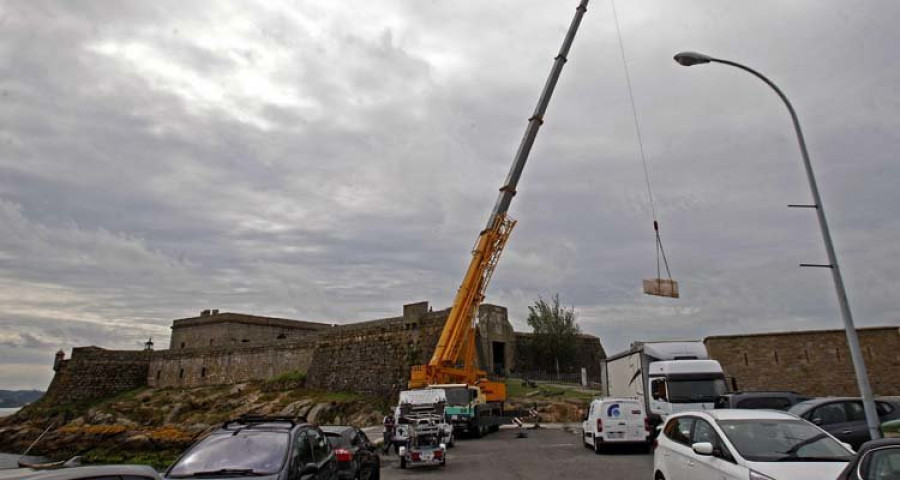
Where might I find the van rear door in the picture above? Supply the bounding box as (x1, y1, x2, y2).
(602, 400, 645, 442)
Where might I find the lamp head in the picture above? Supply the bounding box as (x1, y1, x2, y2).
(674, 51, 714, 66)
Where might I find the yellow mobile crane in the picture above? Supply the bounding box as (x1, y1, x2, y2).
(407, 0, 590, 436)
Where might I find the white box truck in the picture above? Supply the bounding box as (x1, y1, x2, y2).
(600, 341, 727, 431)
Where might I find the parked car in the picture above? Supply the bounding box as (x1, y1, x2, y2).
(581, 396, 651, 452)
(0, 464, 161, 480)
(165, 415, 337, 480)
(836, 438, 900, 480)
(320, 425, 380, 480)
(714, 391, 811, 411)
(653, 409, 853, 480)
(788, 397, 900, 450)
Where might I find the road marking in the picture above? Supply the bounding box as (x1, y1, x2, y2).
(546, 443, 576, 447)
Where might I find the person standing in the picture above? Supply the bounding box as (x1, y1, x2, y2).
(382, 411, 396, 454)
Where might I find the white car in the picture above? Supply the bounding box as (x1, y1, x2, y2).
(653, 409, 854, 480)
(582, 397, 651, 452)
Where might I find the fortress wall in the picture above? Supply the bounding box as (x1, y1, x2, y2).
(705, 326, 900, 396)
(148, 340, 318, 388)
(170, 312, 331, 350)
(43, 347, 152, 404)
(305, 304, 448, 398)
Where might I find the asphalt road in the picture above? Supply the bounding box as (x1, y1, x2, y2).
(379, 427, 654, 480)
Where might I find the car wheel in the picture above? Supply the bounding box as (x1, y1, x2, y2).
(582, 430, 590, 448)
(400, 457, 407, 469)
(654, 472, 666, 480)
(593, 439, 602, 454)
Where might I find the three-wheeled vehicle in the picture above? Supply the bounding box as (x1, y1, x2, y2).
(398, 414, 448, 469)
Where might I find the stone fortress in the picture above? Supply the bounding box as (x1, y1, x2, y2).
(43, 299, 900, 406)
(45, 301, 606, 404)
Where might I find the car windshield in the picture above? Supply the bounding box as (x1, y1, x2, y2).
(717, 419, 852, 462)
(168, 431, 290, 477)
(324, 432, 349, 448)
(667, 378, 728, 403)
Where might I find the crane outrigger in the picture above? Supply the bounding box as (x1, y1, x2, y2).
(406, 0, 590, 435)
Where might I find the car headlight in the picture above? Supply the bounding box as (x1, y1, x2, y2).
(749, 470, 776, 480)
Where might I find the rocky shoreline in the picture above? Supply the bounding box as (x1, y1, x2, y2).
(0, 380, 388, 469)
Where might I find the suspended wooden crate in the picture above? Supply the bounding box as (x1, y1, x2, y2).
(643, 278, 679, 298)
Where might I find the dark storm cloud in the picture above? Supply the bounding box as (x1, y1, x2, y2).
(1, 0, 898, 389)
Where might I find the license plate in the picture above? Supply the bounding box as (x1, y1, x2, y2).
(608, 432, 624, 439)
(422, 454, 432, 461)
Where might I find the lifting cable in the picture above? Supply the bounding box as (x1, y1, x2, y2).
(609, 0, 678, 297)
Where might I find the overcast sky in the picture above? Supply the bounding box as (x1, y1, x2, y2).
(1, 0, 898, 390)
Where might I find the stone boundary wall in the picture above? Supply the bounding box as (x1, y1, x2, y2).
(43, 347, 152, 404)
(705, 326, 900, 396)
(149, 340, 318, 388)
(305, 310, 447, 398)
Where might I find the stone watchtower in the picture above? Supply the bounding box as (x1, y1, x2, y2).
(53, 349, 65, 372)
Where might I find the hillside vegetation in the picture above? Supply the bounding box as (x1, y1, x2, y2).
(0, 376, 388, 469)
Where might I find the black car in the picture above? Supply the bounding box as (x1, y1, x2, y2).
(788, 398, 900, 450)
(714, 391, 811, 410)
(165, 415, 338, 480)
(835, 438, 900, 480)
(320, 426, 380, 480)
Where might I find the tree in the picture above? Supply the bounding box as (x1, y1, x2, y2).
(526, 294, 581, 375)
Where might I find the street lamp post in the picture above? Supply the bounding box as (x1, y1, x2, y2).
(673, 51, 882, 441)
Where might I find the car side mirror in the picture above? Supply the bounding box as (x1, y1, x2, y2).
(692, 442, 714, 456)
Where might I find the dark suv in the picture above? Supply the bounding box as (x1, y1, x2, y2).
(165, 415, 337, 480)
(714, 391, 812, 411)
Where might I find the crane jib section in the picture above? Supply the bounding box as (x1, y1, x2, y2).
(408, 0, 590, 402)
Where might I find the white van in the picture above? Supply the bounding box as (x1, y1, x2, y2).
(581, 397, 651, 452)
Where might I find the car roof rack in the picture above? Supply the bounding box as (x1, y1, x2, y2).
(223, 414, 307, 430)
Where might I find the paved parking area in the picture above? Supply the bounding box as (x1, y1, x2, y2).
(379, 427, 654, 480)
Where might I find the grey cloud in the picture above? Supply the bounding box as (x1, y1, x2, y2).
(1, 0, 899, 389)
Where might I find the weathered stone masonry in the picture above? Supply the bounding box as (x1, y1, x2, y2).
(42, 302, 607, 402)
(149, 340, 318, 388)
(45, 347, 152, 404)
(705, 326, 900, 396)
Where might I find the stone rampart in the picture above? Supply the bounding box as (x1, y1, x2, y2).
(170, 312, 331, 350)
(705, 326, 900, 396)
(43, 347, 152, 404)
(149, 341, 318, 388)
(305, 306, 447, 398)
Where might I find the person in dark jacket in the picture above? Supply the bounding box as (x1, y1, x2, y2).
(382, 412, 397, 454)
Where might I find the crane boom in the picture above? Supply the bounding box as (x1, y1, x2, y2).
(409, 0, 590, 403)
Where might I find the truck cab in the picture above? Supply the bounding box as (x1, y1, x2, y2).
(647, 359, 727, 418)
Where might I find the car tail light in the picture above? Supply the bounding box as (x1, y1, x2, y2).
(644, 417, 651, 432)
(411, 452, 421, 461)
(434, 450, 443, 459)
(335, 448, 353, 462)
(596, 418, 603, 432)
